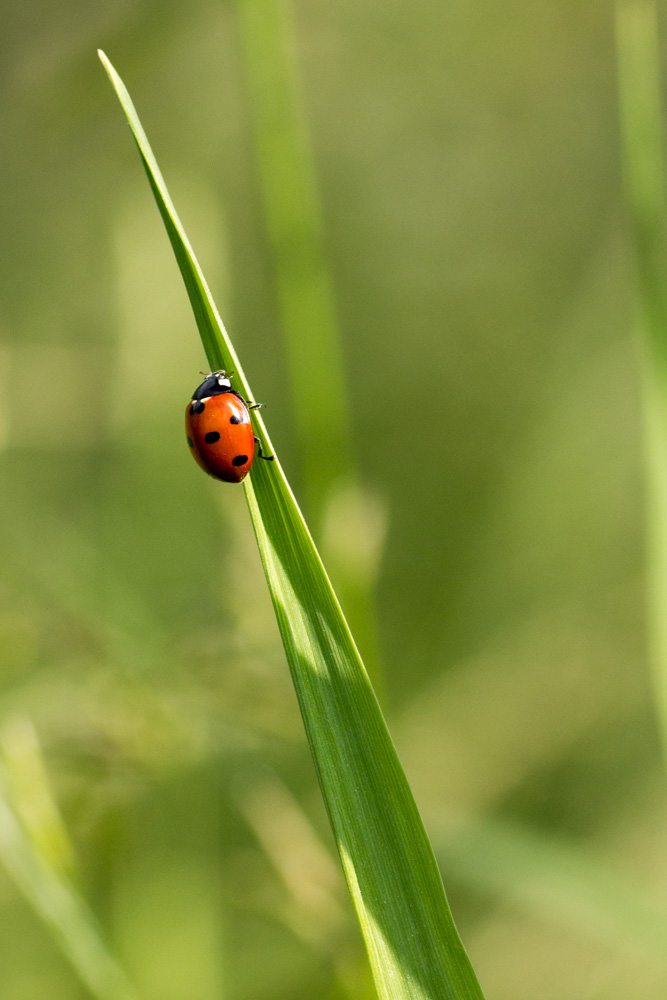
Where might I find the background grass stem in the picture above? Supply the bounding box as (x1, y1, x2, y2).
(235, 0, 384, 683)
(616, 0, 667, 761)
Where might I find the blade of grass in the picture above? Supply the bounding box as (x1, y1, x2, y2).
(234, 772, 361, 997)
(236, 0, 350, 519)
(616, 0, 667, 759)
(1, 717, 75, 879)
(99, 50, 486, 1000)
(433, 811, 667, 963)
(0, 763, 137, 1000)
(235, 0, 384, 681)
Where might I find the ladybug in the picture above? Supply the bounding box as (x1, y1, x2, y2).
(185, 371, 274, 483)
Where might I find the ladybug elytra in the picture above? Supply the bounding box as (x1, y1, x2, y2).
(185, 371, 273, 483)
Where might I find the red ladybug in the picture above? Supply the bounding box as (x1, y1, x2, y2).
(185, 371, 273, 483)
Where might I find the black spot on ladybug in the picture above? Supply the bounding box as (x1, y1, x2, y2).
(190, 400, 205, 415)
(205, 431, 220, 444)
(230, 414, 241, 424)
(232, 454, 248, 467)
(186, 436, 194, 448)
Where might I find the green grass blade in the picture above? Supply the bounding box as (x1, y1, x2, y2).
(615, 1, 667, 757)
(1, 717, 76, 879)
(0, 765, 137, 1000)
(434, 812, 667, 962)
(235, 0, 385, 682)
(237, 0, 352, 517)
(99, 50, 486, 1000)
(235, 0, 351, 518)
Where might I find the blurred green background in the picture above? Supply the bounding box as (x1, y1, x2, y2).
(0, 1, 665, 998)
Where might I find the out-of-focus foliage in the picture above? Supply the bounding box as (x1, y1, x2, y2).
(617, 0, 667, 769)
(0, 1, 664, 998)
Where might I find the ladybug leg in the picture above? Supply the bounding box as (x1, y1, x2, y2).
(254, 436, 274, 462)
(248, 402, 264, 410)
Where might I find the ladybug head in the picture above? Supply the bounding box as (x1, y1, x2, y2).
(192, 370, 233, 400)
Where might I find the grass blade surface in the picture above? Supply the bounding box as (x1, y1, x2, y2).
(616, 0, 667, 756)
(99, 50, 485, 1000)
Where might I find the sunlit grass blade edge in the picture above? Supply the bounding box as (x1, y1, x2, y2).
(99, 50, 485, 1000)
